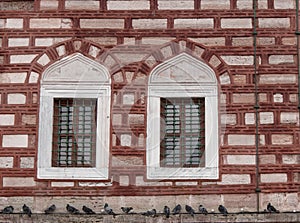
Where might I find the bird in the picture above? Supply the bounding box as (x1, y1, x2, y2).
(0, 206, 14, 214)
(44, 204, 56, 214)
(121, 206, 133, 214)
(267, 203, 279, 213)
(199, 205, 208, 215)
(22, 204, 32, 217)
(185, 205, 195, 217)
(66, 204, 80, 214)
(82, 205, 96, 214)
(172, 204, 181, 215)
(218, 205, 228, 215)
(104, 203, 116, 217)
(163, 206, 170, 218)
(142, 208, 156, 217)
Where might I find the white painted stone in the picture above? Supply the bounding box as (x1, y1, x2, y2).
(0, 72, 27, 83)
(175, 181, 198, 186)
(271, 134, 293, 145)
(273, 93, 283, 103)
(132, 19, 167, 29)
(269, 55, 294, 65)
(7, 93, 26, 104)
(121, 134, 131, 147)
(78, 182, 112, 187)
(8, 38, 29, 47)
(0, 157, 13, 168)
(2, 135, 28, 147)
(221, 18, 252, 28)
(245, 113, 255, 125)
(37, 54, 50, 66)
(260, 173, 287, 183)
(0, 114, 15, 126)
(108, 0, 149, 10)
(280, 112, 299, 124)
(88, 45, 101, 58)
(260, 112, 274, 124)
(10, 54, 38, 64)
(274, 0, 295, 9)
(51, 182, 74, 187)
(56, 45, 66, 56)
(259, 18, 290, 28)
(80, 19, 124, 29)
(224, 155, 255, 165)
(158, 0, 194, 9)
(3, 177, 36, 187)
(6, 19, 23, 29)
(221, 55, 254, 65)
(201, 0, 230, 9)
(20, 157, 35, 168)
(174, 19, 214, 29)
(228, 135, 255, 146)
(219, 174, 251, 185)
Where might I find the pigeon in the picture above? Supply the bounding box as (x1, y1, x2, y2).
(172, 204, 181, 215)
(44, 204, 56, 214)
(142, 208, 156, 217)
(104, 203, 116, 217)
(82, 205, 96, 214)
(199, 205, 208, 215)
(22, 204, 32, 217)
(121, 207, 133, 214)
(163, 206, 170, 218)
(218, 205, 228, 215)
(66, 204, 80, 214)
(0, 206, 14, 214)
(185, 205, 195, 217)
(267, 203, 279, 213)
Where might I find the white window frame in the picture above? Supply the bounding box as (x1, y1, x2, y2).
(37, 53, 111, 180)
(146, 53, 219, 180)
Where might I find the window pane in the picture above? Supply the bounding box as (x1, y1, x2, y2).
(52, 98, 97, 167)
(160, 98, 205, 167)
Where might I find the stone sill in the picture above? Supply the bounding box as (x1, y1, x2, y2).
(1, 212, 300, 223)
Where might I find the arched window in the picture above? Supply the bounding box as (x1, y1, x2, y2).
(146, 53, 219, 179)
(37, 53, 111, 180)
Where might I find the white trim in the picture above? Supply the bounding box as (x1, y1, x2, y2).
(37, 53, 111, 180)
(146, 53, 219, 180)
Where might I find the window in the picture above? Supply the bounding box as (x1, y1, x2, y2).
(147, 53, 219, 179)
(37, 53, 111, 180)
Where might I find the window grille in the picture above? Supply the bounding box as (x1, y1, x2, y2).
(52, 98, 97, 167)
(160, 98, 205, 167)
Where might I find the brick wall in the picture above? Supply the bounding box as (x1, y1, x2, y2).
(0, 0, 299, 213)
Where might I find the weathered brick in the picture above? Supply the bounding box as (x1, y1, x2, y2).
(132, 19, 167, 29)
(232, 93, 255, 104)
(7, 93, 26, 104)
(65, 0, 99, 10)
(259, 74, 296, 84)
(174, 19, 214, 29)
(108, 0, 149, 10)
(3, 177, 36, 187)
(8, 37, 29, 47)
(271, 134, 293, 145)
(30, 18, 72, 29)
(223, 155, 255, 165)
(221, 55, 254, 65)
(260, 174, 287, 183)
(274, 0, 295, 9)
(259, 18, 290, 28)
(158, 0, 194, 10)
(201, 0, 230, 9)
(219, 174, 251, 185)
(228, 135, 255, 146)
(2, 135, 28, 147)
(0, 114, 15, 126)
(190, 37, 225, 46)
(221, 18, 252, 29)
(10, 54, 38, 64)
(280, 112, 299, 125)
(0, 72, 27, 83)
(269, 55, 295, 65)
(80, 19, 124, 29)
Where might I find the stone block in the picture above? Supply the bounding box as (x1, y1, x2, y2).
(201, 0, 230, 9)
(108, 0, 149, 10)
(280, 112, 299, 124)
(37, 54, 50, 66)
(260, 173, 287, 183)
(259, 74, 296, 84)
(0, 114, 15, 126)
(174, 18, 214, 29)
(221, 114, 237, 125)
(233, 74, 247, 84)
(259, 155, 276, 164)
(7, 93, 26, 104)
(228, 134, 255, 146)
(135, 176, 172, 186)
(257, 37, 275, 45)
(86, 37, 118, 45)
(3, 177, 36, 187)
(6, 18, 23, 29)
(22, 114, 36, 125)
(0, 72, 27, 83)
(209, 55, 222, 68)
(120, 134, 131, 146)
(29, 72, 39, 83)
(132, 19, 167, 29)
(10, 54, 38, 64)
(8, 38, 29, 47)
(232, 37, 253, 46)
(221, 18, 252, 28)
(112, 114, 122, 126)
(223, 155, 255, 165)
(40, 0, 59, 9)
(273, 93, 283, 103)
(30, 18, 72, 29)
(219, 72, 230, 84)
(260, 112, 274, 124)
(119, 175, 129, 186)
(158, 0, 194, 9)
(282, 155, 300, 164)
(221, 55, 254, 65)
(269, 55, 294, 65)
(123, 93, 135, 104)
(51, 182, 75, 187)
(232, 93, 255, 104)
(245, 113, 255, 125)
(20, 157, 35, 168)
(35, 38, 54, 46)
(258, 0, 268, 9)
(2, 135, 28, 147)
(271, 134, 293, 145)
(128, 114, 144, 125)
(189, 37, 226, 46)
(219, 174, 251, 185)
(80, 19, 124, 29)
(0, 157, 13, 168)
(274, 0, 295, 9)
(282, 37, 297, 45)
(236, 0, 253, 9)
(259, 18, 290, 28)
(65, 0, 99, 9)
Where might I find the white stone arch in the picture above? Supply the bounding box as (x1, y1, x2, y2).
(146, 53, 219, 180)
(38, 53, 111, 180)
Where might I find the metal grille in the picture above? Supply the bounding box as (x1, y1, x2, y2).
(52, 98, 97, 167)
(160, 98, 205, 167)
